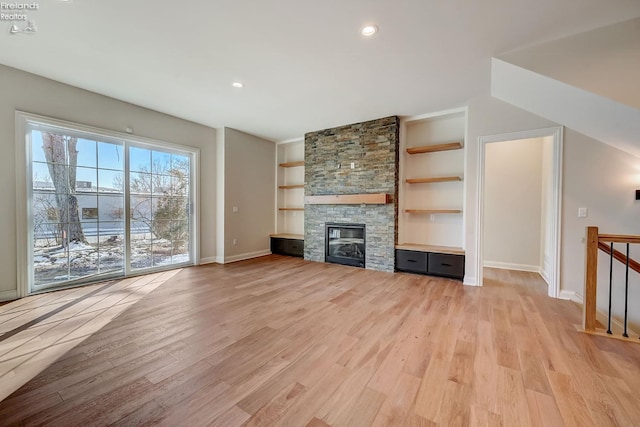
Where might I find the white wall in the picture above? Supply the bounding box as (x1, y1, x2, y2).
(465, 93, 640, 330)
(484, 138, 544, 271)
(464, 94, 556, 285)
(561, 129, 640, 329)
(500, 17, 640, 111)
(0, 64, 217, 300)
(223, 128, 275, 261)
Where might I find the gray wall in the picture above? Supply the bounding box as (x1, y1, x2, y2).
(304, 116, 399, 272)
(0, 64, 216, 299)
(223, 128, 275, 261)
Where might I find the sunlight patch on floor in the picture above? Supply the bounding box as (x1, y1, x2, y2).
(0, 269, 180, 401)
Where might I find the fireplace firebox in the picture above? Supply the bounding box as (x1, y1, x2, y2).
(325, 223, 366, 268)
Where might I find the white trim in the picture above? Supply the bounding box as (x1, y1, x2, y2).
(483, 261, 541, 273)
(461, 106, 469, 252)
(402, 106, 468, 122)
(198, 256, 219, 265)
(215, 128, 226, 263)
(476, 126, 563, 299)
(463, 276, 477, 287)
(540, 268, 550, 286)
(0, 290, 18, 302)
(276, 137, 304, 145)
(223, 250, 271, 264)
(15, 112, 29, 298)
(559, 290, 582, 302)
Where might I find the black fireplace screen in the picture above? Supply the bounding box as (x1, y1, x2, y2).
(325, 223, 365, 268)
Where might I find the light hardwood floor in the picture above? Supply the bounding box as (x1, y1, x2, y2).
(0, 255, 639, 426)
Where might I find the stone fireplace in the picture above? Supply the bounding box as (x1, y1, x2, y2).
(304, 116, 399, 272)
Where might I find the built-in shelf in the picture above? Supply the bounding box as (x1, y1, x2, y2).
(305, 193, 392, 205)
(406, 142, 462, 155)
(396, 243, 465, 255)
(279, 161, 304, 168)
(405, 176, 462, 184)
(405, 209, 462, 214)
(278, 207, 304, 211)
(278, 184, 304, 189)
(270, 233, 304, 240)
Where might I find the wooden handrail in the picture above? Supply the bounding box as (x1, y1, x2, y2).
(597, 241, 640, 275)
(599, 234, 640, 244)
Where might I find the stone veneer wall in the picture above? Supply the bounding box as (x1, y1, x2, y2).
(304, 116, 399, 272)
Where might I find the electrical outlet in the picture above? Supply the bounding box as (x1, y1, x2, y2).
(578, 207, 588, 218)
(350, 162, 355, 169)
(232, 238, 237, 245)
(232, 206, 239, 213)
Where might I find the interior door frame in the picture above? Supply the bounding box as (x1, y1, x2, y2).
(15, 111, 200, 297)
(475, 126, 563, 298)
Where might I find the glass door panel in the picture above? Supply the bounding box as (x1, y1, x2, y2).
(129, 146, 192, 271)
(30, 128, 125, 291)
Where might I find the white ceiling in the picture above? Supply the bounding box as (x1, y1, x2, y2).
(2, 0, 640, 141)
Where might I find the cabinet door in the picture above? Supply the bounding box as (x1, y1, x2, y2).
(428, 253, 464, 279)
(396, 250, 428, 273)
(271, 238, 287, 255)
(286, 239, 304, 257)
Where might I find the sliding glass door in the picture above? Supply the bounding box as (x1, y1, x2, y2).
(26, 120, 195, 293)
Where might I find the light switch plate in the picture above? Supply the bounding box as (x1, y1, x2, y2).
(578, 207, 588, 218)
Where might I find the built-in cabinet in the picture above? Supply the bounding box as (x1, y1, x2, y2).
(270, 234, 304, 257)
(272, 139, 305, 255)
(396, 109, 466, 280)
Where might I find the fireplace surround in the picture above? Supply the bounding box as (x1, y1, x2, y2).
(304, 116, 399, 272)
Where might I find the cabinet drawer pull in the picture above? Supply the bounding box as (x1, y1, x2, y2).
(407, 259, 417, 262)
(441, 263, 452, 267)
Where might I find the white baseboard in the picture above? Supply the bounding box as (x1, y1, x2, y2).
(198, 256, 219, 265)
(484, 261, 541, 273)
(540, 269, 550, 285)
(0, 289, 18, 302)
(463, 276, 477, 286)
(223, 249, 271, 264)
(559, 290, 583, 303)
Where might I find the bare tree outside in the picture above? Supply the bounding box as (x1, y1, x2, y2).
(41, 132, 86, 245)
(129, 157, 189, 246)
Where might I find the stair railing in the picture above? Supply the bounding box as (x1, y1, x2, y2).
(583, 226, 640, 339)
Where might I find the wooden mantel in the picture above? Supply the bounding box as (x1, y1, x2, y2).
(305, 193, 392, 205)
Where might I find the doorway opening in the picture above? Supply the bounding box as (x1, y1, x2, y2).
(476, 127, 563, 298)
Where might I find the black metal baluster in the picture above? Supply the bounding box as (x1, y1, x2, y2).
(607, 242, 613, 334)
(623, 243, 630, 338)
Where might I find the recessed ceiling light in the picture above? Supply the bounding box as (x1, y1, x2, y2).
(232, 82, 244, 88)
(361, 25, 378, 37)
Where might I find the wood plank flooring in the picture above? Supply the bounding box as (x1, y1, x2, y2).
(0, 255, 639, 426)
